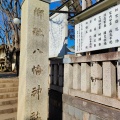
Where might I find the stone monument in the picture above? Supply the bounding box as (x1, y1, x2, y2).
(17, 0, 50, 120)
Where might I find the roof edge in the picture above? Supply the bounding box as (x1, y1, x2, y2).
(50, 0, 69, 17)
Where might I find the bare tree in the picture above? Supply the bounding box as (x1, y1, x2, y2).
(0, 0, 22, 75)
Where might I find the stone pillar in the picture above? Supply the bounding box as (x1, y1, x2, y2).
(83, 112, 90, 120)
(81, 63, 90, 92)
(17, 0, 49, 120)
(53, 64, 58, 85)
(82, 0, 87, 10)
(91, 62, 102, 94)
(63, 113, 72, 120)
(103, 62, 116, 97)
(73, 63, 81, 90)
(64, 64, 73, 94)
(59, 64, 63, 87)
(117, 62, 120, 99)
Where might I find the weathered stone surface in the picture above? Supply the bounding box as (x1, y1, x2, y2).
(64, 92, 120, 119)
(73, 64, 81, 90)
(63, 52, 120, 64)
(17, 0, 49, 120)
(74, 107, 83, 120)
(90, 114, 103, 120)
(90, 114, 96, 120)
(81, 63, 90, 92)
(68, 105, 75, 117)
(63, 103, 83, 120)
(72, 117, 77, 120)
(63, 103, 69, 114)
(103, 62, 116, 97)
(117, 62, 120, 99)
(83, 112, 90, 120)
(91, 62, 102, 94)
(64, 64, 73, 94)
(63, 112, 72, 120)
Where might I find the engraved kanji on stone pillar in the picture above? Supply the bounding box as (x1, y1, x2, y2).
(17, 0, 49, 120)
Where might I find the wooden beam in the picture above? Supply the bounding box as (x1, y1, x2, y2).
(50, 10, 77, 14)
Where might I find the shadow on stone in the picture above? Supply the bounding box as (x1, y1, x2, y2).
(48, 59, 64, 120)
(48, 89, 63, 120)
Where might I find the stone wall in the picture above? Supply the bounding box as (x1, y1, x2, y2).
(49, 52, 120, 120)
(62, 53, 120, 120)
(63, 94, 120, 120)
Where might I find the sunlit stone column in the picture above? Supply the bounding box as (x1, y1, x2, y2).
(91, 62, 102, 94)
(17, 0, 50, 120)
(103, 62, 116, 97)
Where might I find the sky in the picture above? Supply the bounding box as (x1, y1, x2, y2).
(50, 0, 97, 48)
(0, 0, 97, 46)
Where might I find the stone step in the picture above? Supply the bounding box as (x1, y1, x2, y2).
(0, 83, 18, 88)
(0, 92, 18, 99)
(0, 79, 19, 83)
(0, 98, 17, 106)
(0, 87, 18, 93)
(0, 112, 17, 120)
(0, 104, 17, 115)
